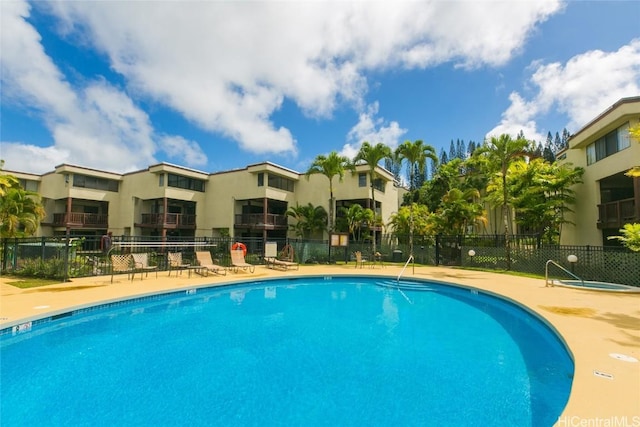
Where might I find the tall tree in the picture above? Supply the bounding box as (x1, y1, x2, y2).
(449, 140, 456, 161)
(395, 140, 438, 265)
(439, 148, 449, 165)
(467, 140, 477, 157)
(305, 151, 354, 233)
(561, 128, 571, 151)
(474, 134, 529, 269)
(384, 150, 403, 186)
(428, 157, 438, 180)
(353, 142, 391, 254)
(554, 132, 562, 153)
(456, 139, 466, 159)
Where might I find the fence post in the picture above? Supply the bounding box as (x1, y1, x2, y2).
(63, 230, 70, 282)
(435, 234, 441, 266)
(41, 236, 46, 262)
(13, 238, 18, 271)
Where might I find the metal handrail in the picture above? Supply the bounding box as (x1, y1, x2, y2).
(397, 255, 414, 284)
(545, 259, 584, 287)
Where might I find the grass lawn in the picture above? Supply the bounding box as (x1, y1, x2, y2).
(2, 275, 64, 289)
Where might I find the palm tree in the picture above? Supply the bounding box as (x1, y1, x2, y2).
(353, 142, 392, 254)
(435, 188, 485, 235)
(340, 204, 375, 242)
(0, 161, 19, 197)
(474, 134, 529, 268)
(305, 151, 355, 232)
(0, 186, 46, 237)
(286, 203, 328, 239)
(395, 140, 438, 265)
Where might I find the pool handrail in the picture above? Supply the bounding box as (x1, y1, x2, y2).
(545, 259, 584, 287)
(397, 254, 414, 284)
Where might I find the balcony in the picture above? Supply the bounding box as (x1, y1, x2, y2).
(138, 213, 196, 229)
(52, 213, 108, 228)
(234, 213, 288, 230)
(597, 198, 638, 229)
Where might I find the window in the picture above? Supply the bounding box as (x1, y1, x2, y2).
(167, 173, 205, 192)
(358, 173, 367, 187)
(267, 174, 294, 192)
(73, 174, 119, 192)
(159, 174, 164, 187)
(586, 122, 631, 165)
(257, 173, 264, 187)
(618, 122, 630, 150)
(18, 179, 38, 192)
(373, 178, 385, 193)
(586, 145, 596, 165)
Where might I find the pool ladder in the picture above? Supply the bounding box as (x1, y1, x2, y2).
(545, 260, 584, 287)
(397, 255, 414, 284)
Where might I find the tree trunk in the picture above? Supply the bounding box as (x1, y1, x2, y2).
(502, 173, 511, 269)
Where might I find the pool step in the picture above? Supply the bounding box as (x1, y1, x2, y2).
(375, 280, 436, 292)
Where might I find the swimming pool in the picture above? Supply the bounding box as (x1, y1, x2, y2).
(0, 276, 573, 426)
(550, 279, 640, 293)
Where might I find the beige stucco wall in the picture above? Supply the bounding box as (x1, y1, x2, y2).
(204, 167, 294, 238)
(560, 99, 640, 246)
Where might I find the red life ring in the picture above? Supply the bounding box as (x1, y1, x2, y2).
(232, 242, 247, 256)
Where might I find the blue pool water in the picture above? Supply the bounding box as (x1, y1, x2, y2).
(0, 277, 573, 426)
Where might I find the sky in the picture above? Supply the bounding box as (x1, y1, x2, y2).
(1, 0, 639, 177)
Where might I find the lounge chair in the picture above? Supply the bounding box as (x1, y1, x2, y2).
(354, 251, 369, 269)
(167, 252, 190, 276)
(230, 249, 255, 273)
(131, 253, 158, 279)
(195, 251, 227, 276)
(110, 254, 137, 283)
(265, 243, 299, 271)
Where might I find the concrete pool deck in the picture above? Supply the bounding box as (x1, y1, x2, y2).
(1, 264, 639, 425)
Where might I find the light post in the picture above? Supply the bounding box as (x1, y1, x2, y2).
(468, 249, 476, 266)
(567, 254, 578, 274)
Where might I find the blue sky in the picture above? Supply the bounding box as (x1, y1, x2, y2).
(1, 0, 639, 176)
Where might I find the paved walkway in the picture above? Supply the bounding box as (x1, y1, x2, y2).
(1, 264, 639, 425)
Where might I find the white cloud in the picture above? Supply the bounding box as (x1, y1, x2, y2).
(160, 136, 207, 167)
(0, 0, 214, 174)
(1, 143, 69, 174)
(489, 39, 640, 141)
(35, 0, 561, 159)
(340, 102, 407, 159)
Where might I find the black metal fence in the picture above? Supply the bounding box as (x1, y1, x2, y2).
(1, 234, 638, 287)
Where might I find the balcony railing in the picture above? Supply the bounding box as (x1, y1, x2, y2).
(52, 213, 108, 228)
(234, 213, 288, 229)
(138, 213, 196, 228)
(597, 198, 637, 229)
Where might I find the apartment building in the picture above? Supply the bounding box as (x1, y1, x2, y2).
(9, 161, 401, 243)
(560, 96, 640, 246)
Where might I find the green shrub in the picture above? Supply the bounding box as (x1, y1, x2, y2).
(14, 258, 65, 280)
